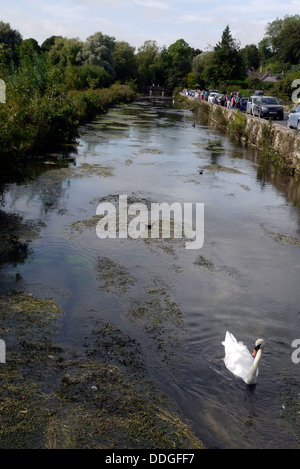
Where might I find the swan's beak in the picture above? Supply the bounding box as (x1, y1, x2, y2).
(252, 345, 260, 357)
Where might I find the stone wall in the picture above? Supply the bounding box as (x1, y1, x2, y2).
(184, 96, 300, 175)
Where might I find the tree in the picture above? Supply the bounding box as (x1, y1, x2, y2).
(167, 39, 193, 87)
(240, 44, 260, 71)
(77, 32, 116, 81)
(18, 38, 41, 60)
(152, 46, 172, 87)
(136, 40, 160, 85)
(113, 41, 137, 82)
(258, 37, 273, 64)
(41, 36, 62, 53)
(47, 37, 83, 67)
(205, 26, 245, 85)
(64, 64, 111, 90)
(0, 21, 22, 66)
(265, 15, 300, 66)
(192, 51, 213, 75)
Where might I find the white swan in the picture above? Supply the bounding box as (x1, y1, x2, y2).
(222, 331, 265, 385)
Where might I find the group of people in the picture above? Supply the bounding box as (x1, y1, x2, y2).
(182, 88, 243, 109)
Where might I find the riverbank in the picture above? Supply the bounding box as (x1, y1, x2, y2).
(0, 84, 136, 185)
(181, 95, 300, 175)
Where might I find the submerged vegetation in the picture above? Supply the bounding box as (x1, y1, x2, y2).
(0, 293, 203, 449)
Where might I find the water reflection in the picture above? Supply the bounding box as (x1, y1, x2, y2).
(1, 96, 300, 448)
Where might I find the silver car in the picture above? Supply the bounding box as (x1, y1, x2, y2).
(287, 105, 300, 129)
(246, 96, 260, 115)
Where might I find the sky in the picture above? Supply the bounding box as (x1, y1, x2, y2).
(1, 0, 299, 51)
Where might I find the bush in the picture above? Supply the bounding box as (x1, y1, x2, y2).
(64, 64, 112, 90)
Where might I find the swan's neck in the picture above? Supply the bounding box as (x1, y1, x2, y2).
(245, 349, 262, 385)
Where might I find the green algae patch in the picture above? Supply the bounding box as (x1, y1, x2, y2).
(194, 255, 214, 272)
(279, 384, 300, 448)
(52, 322, 203, 449)
(66, 214, 103, 238)
(0, 294, 203, 448)
(202, 164, 242, 174)
(0, 293, 64, 448)
(127, 279, 185, 365)
(265, 231, 300, 246)
(261, 223, 300, 246)
(96, 256, 136, 296)
(53, 163, 114, 179)
(139, 148, 164, 155)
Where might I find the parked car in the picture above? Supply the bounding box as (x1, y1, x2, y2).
(253, 90, 264, 96)
(215, 94, 226, 106)
(253, 96, 284, 120)
(246, 95, 260, 115)
(238, 97, 248, 112)
(287, 105, 300, 129)
(208, 92, 218, 103)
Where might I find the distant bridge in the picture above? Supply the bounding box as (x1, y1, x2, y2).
(140, 85, 173, 96)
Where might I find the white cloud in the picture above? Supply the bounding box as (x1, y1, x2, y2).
(132, 0, 170, 9)
(1, 0, 299, 48)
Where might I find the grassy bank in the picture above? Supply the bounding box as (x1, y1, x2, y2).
(0, 83, 136, 184)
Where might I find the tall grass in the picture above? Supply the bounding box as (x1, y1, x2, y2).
(0, 83, 136, 183)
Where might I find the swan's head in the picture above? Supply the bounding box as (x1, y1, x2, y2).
(252, 338, 265, 357)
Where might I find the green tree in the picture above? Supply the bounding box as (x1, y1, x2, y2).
(18, 38, 41, 60)
(192, 52, 213, 74)
(152, 46, 172, 87)
(113, 41, 137, 82)
(205, 26, 245, 86)
(265, 15, 300, 65)
(136, 40, 160, 85)
(240, 44, 260, 70)
(258, 37, 273, 64)
(64, 64, 111, 90)
(0, 21, 22, 67)
(41, 36, 62, 53)
(47, 37, 83, 67)
(78, 32, 116, 81)
(167, 39, 192, 87)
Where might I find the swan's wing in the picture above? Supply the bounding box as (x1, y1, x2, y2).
(222, 331, 246, 353)
(222, 331, 254, 380)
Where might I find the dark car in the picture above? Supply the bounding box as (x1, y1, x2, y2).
(253, 96, 284, 120)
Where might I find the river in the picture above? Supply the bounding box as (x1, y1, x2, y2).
(1, 96, 300, 448)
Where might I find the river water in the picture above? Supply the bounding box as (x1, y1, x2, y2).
(1, 96, 300, 448)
